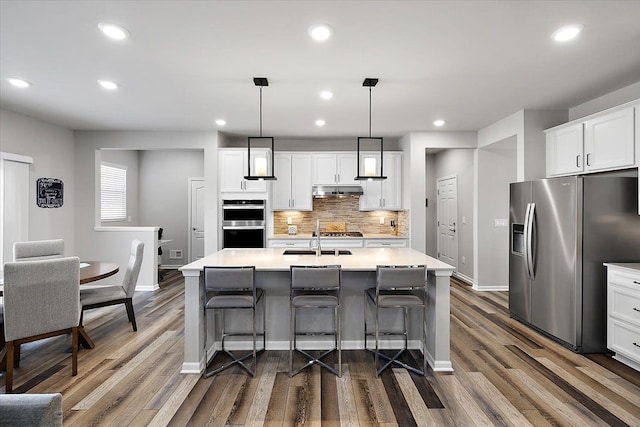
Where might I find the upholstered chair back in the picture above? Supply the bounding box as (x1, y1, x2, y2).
(13, 239, 64, 262)
(3, 257, 80, 342)
(122, 240, 144, 297)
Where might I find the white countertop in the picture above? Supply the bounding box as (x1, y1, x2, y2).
(603, 263, 640, 273)
(180, 247, 454, 273)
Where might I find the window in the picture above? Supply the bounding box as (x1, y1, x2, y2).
(101, 162, 127, 221)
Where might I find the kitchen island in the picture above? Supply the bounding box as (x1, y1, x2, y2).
(179, 247, 455, 374)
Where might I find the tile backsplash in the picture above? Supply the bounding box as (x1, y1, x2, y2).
(273, 197, 409, 236)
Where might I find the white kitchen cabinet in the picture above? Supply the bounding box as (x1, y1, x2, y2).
(605, 263, 640, 372)
(359, 152, 402, 210)
(320, 238, 364, 249)
(364, 238, 408, 248)
(312, 153, 358, 185)
(584, 107, 635, 172)
(268, 239, 311, 248)
(546, 103, 637, 177)
(219, 149, 268, 193)
(546, 123, 584, 176)
(272, 153, 312, 211)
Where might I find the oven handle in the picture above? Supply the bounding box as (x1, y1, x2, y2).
(222, 225, 265, 230)
(222, 205, 265, 210)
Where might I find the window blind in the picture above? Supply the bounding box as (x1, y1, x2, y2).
(101, 163, 127, 221)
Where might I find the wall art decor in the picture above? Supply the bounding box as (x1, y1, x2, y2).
(36, 177, 64, 208)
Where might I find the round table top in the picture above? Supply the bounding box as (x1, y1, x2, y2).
(80, 261, 119, 284)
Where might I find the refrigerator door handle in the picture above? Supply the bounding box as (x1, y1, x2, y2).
(524, 203, 531, 278)
(526, 203, 536, 279)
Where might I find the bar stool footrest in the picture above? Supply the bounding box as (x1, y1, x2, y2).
(291, 348, 339, 377)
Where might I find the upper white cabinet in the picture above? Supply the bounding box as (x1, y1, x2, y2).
(546, 123, 584, 176)
(312, 153, 358, 185)
(359, 152, 402, 210)
(272, 153, 312, 211)
(219, 149, 268, 193)
(584, 107, 635, 172)
(546, 103, 637, 177)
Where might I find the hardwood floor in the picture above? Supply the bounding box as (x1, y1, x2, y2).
(2, 271, 639, 426)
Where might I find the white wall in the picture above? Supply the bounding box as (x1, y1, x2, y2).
(399, 131, 477, 253)
(138, 149, 204, 267)
(100, 149, 140, 226)
(569, 81, 640, 121)
(433, 149, 475, 282)
(0, 109, 76, 253)
(73, 131, 218, 265)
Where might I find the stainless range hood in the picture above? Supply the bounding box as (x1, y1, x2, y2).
(312, 185, 364, 198)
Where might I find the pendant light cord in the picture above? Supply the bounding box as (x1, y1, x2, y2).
(368, 87, 372, 138)
(259, 86, 263, 137)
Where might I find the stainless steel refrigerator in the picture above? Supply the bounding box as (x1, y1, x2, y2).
(509, 174, 640, 353)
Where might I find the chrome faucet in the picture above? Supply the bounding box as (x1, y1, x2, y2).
(315, 219, 321, 256)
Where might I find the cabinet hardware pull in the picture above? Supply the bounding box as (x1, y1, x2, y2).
(633, 307, 640, 312)
(633, 280, 640, 284)
(292, 199, 295, 207)
(576, 155, 580, 168)
(586, 153, 591, 166)
(634, 342, 640, 348)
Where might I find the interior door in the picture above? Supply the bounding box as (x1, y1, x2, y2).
(189, 178, 205, 262)
(437, 176, 458, 268)
(1, 155, 32, 264)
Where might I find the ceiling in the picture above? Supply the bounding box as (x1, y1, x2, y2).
(1, 1, 640, 139)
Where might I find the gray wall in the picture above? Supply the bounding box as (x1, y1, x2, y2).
(138, 150, 204, 267)
(433, 149, 475, 280)
(569, 81, 640, 121)
(0, 109, 76, 254)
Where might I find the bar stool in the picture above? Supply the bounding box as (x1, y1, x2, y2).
(364, 265, 427, 377)
(289, 265, 342, 377)
(203, 266, 265, 377)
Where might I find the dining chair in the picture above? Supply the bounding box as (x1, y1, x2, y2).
(2, 257, 81, 393)
(364, 265, 427, 377)
(13, 239, 64, 261)
(203, 266, 265, 377)
(289, 264, 342, 377)
(79, 240, 144, 331)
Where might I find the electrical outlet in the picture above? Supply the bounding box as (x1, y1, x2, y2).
(462, 256, 466, 264)
(379, 217, 384, 225)
(462, 216, 466, 224)
(287, 217, 292, 224)
(169, 250, 183, 259)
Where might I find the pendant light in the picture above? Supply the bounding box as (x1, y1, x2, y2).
(355, 78, 386, 180)
(245, 77, 276, 181)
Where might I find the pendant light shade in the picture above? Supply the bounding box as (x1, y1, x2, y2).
(245, 77, 276, 181)
(356, 78, 386, 180)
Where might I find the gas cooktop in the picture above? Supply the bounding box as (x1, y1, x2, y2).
(312, 231, 363, 237)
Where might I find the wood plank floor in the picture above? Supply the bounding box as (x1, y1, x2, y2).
(2, 270, 639, 426)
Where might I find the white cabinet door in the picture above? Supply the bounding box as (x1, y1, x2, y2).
(219, 150, 267, 193)
(290, 154, 312, 210)
(365, 239, 408, 248)
(336, 153, 358, 185)
(312, 153, 339, 184)
(381, 152, 402, 209)
(272, 153, 292, 210)
(585, 107, 635, 172)
(546, 123, 584, 176)
(312, 153, 358, 185)
(359, 152, 402, 210)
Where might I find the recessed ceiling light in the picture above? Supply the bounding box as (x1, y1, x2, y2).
(315, 119, 326, 127)
(98, 80, 118, 90)
(309, 24, 332, 41)
(551, 25, 582, 42)
(98, 23, 130, 40)
(7, 77, 31, 88)
(215, 119, 227, 126)
(319, 90, 333, 100)
(433, 119, 445, 127)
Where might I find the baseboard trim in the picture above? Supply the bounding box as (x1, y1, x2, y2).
(472, 284, 509, 292)
(453, 272, 474, 286)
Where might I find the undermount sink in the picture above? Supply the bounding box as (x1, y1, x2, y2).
(282, 249, 352, 256)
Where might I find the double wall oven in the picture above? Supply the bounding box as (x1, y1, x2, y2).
(222, 199, 266, 248)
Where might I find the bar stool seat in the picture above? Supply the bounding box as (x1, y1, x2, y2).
(203, 266, 265, 378)
(289, 265, 342, 377)
(364, 265, 427, 377)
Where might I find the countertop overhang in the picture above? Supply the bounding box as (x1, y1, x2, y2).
(180, 247, 454, 273)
